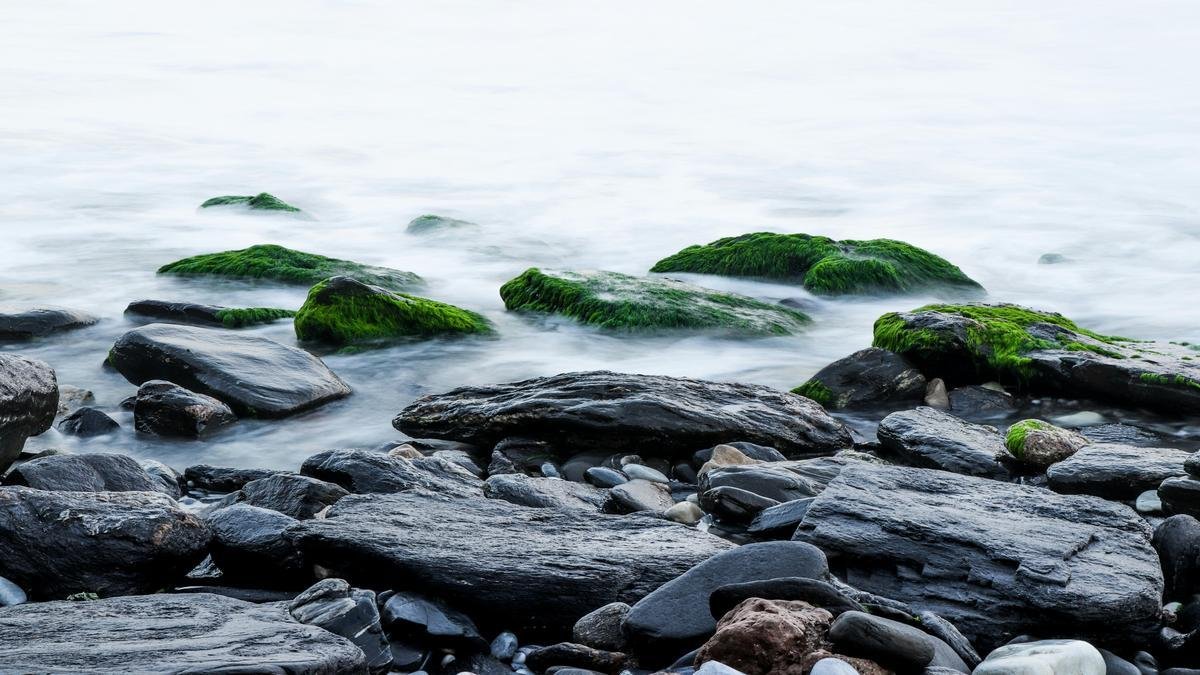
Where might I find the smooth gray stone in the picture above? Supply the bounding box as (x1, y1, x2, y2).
(795, 464, 1164, 650)
(0, 307, 96, 339)
(1161, 477, 1200, 519)
(483, 473, 606, 510)
(810, 657, 860, 675)
(0, 592, 364, 672)
(624, 464, 669, 483)
(1047, 443, 1191, 499)
(6, 453, 166, 494)
(876, 406, 1009, 479)
(1154, 515, 1200, 600)
(573, 602, 629, 652)
(607, 479, 674, 513)
(709, 577, 862, 619)
(828, 610, 934, 669)
(585, 466, 628, 488)
(699, 464, 819, 502)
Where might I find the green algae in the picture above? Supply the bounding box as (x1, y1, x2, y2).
(406, 214, 478, 234)
(650, 232, 982, 296)
(1004, 419, 1052, 458)
(791, 380, 834, 407)
(499, 268, 811, 335)
(213, 307, 296, 328)
(200, 192, 301, 212)
(158, 244, 423, 291)
(294, 276, 492, 347)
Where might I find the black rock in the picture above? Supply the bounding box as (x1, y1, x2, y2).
(184, 464, 278, 492)
(699, 486, 779, 523)
(493, 437, 561, 470)
(796, 347, 925, 410)
(108, 323, 351, 418)
(0, 487, 210, 599)
(1047, 443, 1190, 499)
(431, 448, 485, 477)
(622, 541, 829, 661)
(794, 464, 1164, 649)
(5, 452, 166, 494)
(289, 578, 392, 671)
(709, 577, 863, 620)
(0, 307, 96, 339)
(585, 467, 628, 488)
(747, 498, 814, 537)
(1154, 516, 1200, 600)
(693, 442, 786, 467)
(947, 385, 1018, 418)
(1161, 477, 1200, 519)
(483, 473, 606, 510)
(206, 503, 307, 586)
(301, 449, 481, 496)
(133, 379, 237, 438)
(395, 371, 853, 458)
(285, 489, 733, 632)
(240, 473, 349, 519)
(828, 610, 936, 669)
(56, 406, 119, 437)
(172, 585, 298, 603)
(124, 299, 293, 328)
(1101, 649, 1144, 675)
(605, 479, 673, 513)
(876, 406, 1009, 479)
(573, 602, 630, 652)
(381, 591, 484, 647)
(0, 353, 57, 472)
(918, 611, 981, 670)
(699, 465, 819, 503)
(526, 642, 628, 673)
(0, 592, 365, 671)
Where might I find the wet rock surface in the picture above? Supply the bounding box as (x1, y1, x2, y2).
(5, 452, 167, 494)
(793, 347, 925, 410)
(1046, 443, 1191, 499)
(301, 448, 481, 496)
(0, 307, 97, 339)
(876, 406, 1009, 478)
(133, 379, 237, 438)
(0, 353, 57, 472)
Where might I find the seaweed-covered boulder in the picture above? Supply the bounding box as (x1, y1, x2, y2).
(200, 192, 301, 212)
(0, 593, 365, 672)
(158, 243, 422, 291)
(650, 233, 982, 296)
(792, 348, 925, 409)
(406, 214, 477, 234)
(0, 487, 211, 598)
(125, 299, 294, 328)
(794, 464, 1164, 649)
(499, 268, 811, 335)
(395, 370, 853, 457)
(108, 323, 350, 418)
(1004, 419, 1089, 468)
(873, 303, 1200, 414)
(0, 354, 57, 472)
(0, 308, 97, 340)
(294, 275, 492, 346)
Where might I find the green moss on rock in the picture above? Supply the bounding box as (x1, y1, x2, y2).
(499, 268, 811, 335)
(1004, 419, 1052, 458)
(406, 214, 477, 234)
(213, 307, 296, 328)
(791, 380, 834, 406)
(158, 244, 423, 291)
(200, 193, 301, 212)
(294, 276, 492, 346)
(650, 232, 982, 296)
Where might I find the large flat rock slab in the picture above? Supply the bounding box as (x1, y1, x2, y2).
(108, 323, 350, 418)
(395, 370, 852, 457)
(0, 592, 366, 673)
(286, 489, 734, 630)
(1046, 443, 1191, 499)
(794, 464, 1163, 649)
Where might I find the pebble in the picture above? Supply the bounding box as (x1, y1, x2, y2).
(584, 467, 627, 488)
(1137, 490, 1164, 514)
(540, 463, 561, 479)
(1050, 411, 1107, 427)
(695, 661, 748, 675)
(0, 576, 27, 607)
(925, 378, 950, 409)
(810, 658, 860, 675)
(491, 631, 519, 660)
(623, 464, 669, 483)
(665, 501, 704, 525)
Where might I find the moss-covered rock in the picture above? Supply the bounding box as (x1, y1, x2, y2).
(649, 232, 982, 296)
(125, 300, 294, 328)
(200, 193, 301, 212)
(499, 268, 811, 335)
(158, 244, 422, 291)
(872, 302, 1200, 414)
(406, 214, 477, 234)
(294, 276, 492, 346)
(1004, 419, 1089, 468)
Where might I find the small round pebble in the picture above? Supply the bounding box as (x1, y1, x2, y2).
(810, 658, 860, 675)
(665, 501, 704, 525)
(491, 630, 518, 660)
(623, 464, 669, 483)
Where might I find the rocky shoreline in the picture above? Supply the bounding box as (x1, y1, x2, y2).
(2, 223, 1199, 674)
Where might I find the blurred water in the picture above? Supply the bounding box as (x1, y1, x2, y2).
(2, 0, 1200, 467)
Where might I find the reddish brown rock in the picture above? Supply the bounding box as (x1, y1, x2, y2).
(695, 599, 832, 675)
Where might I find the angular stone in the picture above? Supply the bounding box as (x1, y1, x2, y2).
(483, 473, 605, 510)
(381, 590, 483, 647)
(184, 464, 277, 492)
(793, 347, 925, 410)
(747, 498, 814, 536)
(395, 371, 852, 457)
(301, 449, 480, 496)
(133, 380, 237, 438)
(0, 353, 57, 473)
(794, 464, 1164, 649)
(56, 406, 119, 437)
(877, 407, 1009, 478)
(1047, 444, 1190, 499)
(289, 578, 392, 671)
(699, 486, 778, 523)
(207, 504, 307, 585)
(0, 592, 364, 672)
(240, 473, 348, 520)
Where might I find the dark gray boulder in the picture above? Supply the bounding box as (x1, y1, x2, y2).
(133, 379, 237, 438)
(5, 453, 165, 494)
(285, 489, 733, 631)
(0, 487, 210, 599)
(206, 503, 307, 586)
(1046, 443, 1191, 499)
(947, 385, 1018, 418)
(289, 578, 392, 671)
(108, 323, 351, 418)
(1160, 477, 1200, 519)
(622, 541, 829, 661)
(1155, 515, 1200, 601)
(184, 464, 277, 492)
(56, 406, 119, 437)
(395, 371, 852, 458)
(0, 307, 96, 340)
(793, 347, 925, 410)
(828, 610, 968, 672)
(0, 592, 365, 672)
(380, 590, 483, 647)
(794, 464, 1164, 649)
(700, 486, 778, 523)
(876, 407, 1009, 479)
(482, 473, 606, 510)
(240, 473, 349, 519)
(301, 449, 480, 496)
(0, 353, 57, 473)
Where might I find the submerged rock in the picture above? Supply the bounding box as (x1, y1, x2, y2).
(108, 323, 351, 418)
(876, 406, 1009, 478)
(133, 379, 237, 438)
(499, 268, 812, 335)
(125, 299, 295, 328)
(0, 487, 210, 599)
(406, 214, 478, 234)
(56, 406, 119, 437)
(285, 489, 733, 631)
(650, 232, 982, 296)
(0, 307, 97, 340)
(158, 243, 422, 291)
(0, 592, 365, 672)
(794, 464, 1164, 649)
(792, 347, 926, 410)
(395, 370, 852, 457)
(0, 354, 57, 472)
(200, 192, 302, 212)
(1046, 443, 1190, 499)
(5, 453, 166, 494)
(873, 302, 1200, 414)
(294, 275, 492, 346)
